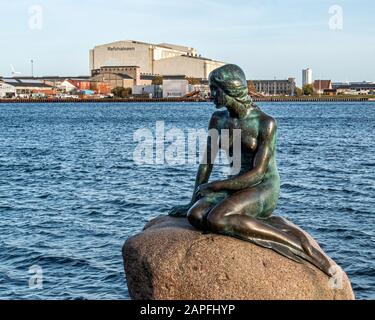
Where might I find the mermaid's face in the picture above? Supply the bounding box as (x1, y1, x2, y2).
(210, 84, 225, 109)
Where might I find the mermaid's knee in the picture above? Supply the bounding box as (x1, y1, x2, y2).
(207, 208, 234, 232)
(188, 206, 208, 230)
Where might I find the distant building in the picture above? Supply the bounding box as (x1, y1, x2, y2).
(91, 74, 136, 91)
(302, 68, 313, 87)
(91, 66, 140, 88)
(333, 82, 375, 95)
(58, 78, 111, 95)
(133, 84, 162, 98)
(0, 80, 17, 98)
(162, 75, 189, 98)
(5, 76, 91, 88)
(89, 40, 226, 80)
(139, 74, 158, 86)
(90, 82, 111, 95)
(59, 80, 80, 92)
(313, 80, 332, 95)
(1, 78, 53, 98)
(0, 77, 111, 96)
(250, 78, 296, 96)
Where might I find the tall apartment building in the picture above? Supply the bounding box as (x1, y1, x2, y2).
(302, 68, 313, 87)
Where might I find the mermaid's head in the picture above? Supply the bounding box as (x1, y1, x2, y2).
(209, 64, 253, 112)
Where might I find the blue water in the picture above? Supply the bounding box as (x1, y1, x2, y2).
(0, 102, 374, 300)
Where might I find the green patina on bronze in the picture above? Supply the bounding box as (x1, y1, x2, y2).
(170, 64, 333, 276)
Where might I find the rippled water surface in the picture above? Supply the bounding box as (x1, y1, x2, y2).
(0, 102, 374, 300)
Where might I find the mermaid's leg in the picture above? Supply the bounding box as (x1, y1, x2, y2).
(187, 191, 228, 230)
(265, 216, 334, 275)
(187, 199, 213, 230)
(206, 188, 304, 252)
(266, 216, 314, 256)
(206, 188, 334, 276)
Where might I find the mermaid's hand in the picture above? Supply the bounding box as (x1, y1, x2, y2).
(195, 182, 216, 198)
(169, 204, 191, 217)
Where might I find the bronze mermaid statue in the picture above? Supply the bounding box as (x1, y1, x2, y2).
(169, 64, 334, 276)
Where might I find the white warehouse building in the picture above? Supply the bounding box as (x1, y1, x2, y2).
(0, 81, 16, 98)
(89, 40, 226, 80)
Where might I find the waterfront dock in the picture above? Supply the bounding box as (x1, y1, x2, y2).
(0, 96, 372, 104)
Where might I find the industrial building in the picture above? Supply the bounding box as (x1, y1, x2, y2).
(0, 76, 112, 98)
(162, 75, 189, 98)
(332, 82, 375, 95)
(250, 78, 296, 96)
(132, 84, 162, 98)
(91, 66, 140, 89)
(89, 40, 226, 80)
(0, 80, 16, 98)
(3, 76, 91, 88)
(0, 78, 53, 98)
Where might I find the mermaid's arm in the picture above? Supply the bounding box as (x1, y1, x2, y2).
(209, 118, 276, 192)
(169, 113, 220, 216)
(190, 113, 220, 201)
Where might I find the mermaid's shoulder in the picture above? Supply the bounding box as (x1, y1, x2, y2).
(209, 110, 228, 129)
(260, 111, 277, 132)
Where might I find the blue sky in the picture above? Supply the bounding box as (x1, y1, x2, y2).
(0, 0, 374, 85)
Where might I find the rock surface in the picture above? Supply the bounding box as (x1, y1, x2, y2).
(123, 215, 355, 300)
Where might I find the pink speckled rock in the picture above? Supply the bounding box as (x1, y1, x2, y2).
(123, 216, 355, 300)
